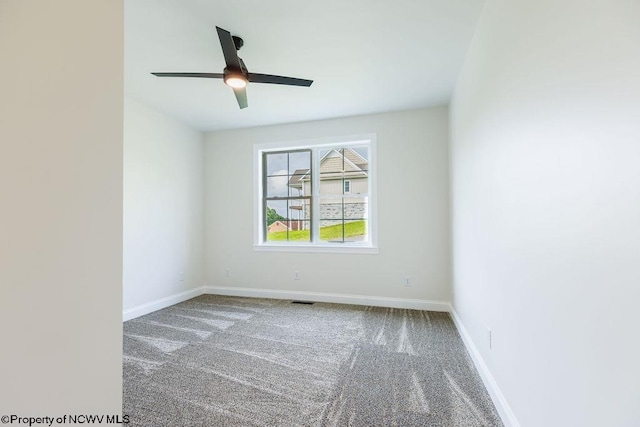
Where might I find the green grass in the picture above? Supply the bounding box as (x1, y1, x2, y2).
(267, 220, 366, 242)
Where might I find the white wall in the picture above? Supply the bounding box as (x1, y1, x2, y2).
(0, 0, 123, 413)
(123, 98, 204, 316)
(450, 1, 640, 426)
(204, 108, 451, 305)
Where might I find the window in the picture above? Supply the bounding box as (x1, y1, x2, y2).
(254, 134, 377, 253)
(344, 180, 351, 194)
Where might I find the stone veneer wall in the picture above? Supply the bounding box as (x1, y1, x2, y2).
(301, 202, 366, 227)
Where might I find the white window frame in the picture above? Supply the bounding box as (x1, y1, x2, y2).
(253, 133, 378, 254)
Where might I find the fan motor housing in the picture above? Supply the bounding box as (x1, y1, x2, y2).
(232, 36, 243, 51)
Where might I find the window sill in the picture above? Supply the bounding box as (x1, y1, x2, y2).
(253, 243, 379, 254)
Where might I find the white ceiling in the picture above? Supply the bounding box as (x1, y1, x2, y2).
(125, 0, 485, 132)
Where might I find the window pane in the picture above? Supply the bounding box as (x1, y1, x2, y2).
(318, 219, 368, 242)
(266, 200, 287, 227)
(346, 145, 369, 170)
(265, 199, 310, 242)
(345, 219, 368, 242)
(288, 170, 308, 197)
(344, 196, 368, 220)
(267, 220, 310, 242)
(319, 196, 369, 220)
(266, 176, 289, 197)
(319, 197, 368, 243)
(285, 220, 311, 241)
(319, 220, 344, 242)
(265, 153, 288, 177)
(319, 198, 343, 221)
(288, 198, 307, 220)
(288, 151, 310, 174)
(319, 147, 369, 196)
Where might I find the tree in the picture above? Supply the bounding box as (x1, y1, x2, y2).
(266, 207, 286, 226)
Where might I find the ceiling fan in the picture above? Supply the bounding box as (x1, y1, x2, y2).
(151, 26, 313, 109)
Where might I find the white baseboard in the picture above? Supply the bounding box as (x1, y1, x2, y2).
(123, 287, 205, 321)
(204, 286, 451, 312)
(449, 306, 520, 427)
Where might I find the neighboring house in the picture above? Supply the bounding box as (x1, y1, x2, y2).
(288, 148, 368, 228)
(267, 220, 290, 233)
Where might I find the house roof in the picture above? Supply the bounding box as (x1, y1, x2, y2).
(288, 169, 309, 188)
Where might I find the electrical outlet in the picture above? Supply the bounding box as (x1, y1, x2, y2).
(225, 268, 231, 278)
(487, 327, 492, 349)
(179, 271, 184, 282)
(294, 271, 301, 280)
(404, 276, 411, 287)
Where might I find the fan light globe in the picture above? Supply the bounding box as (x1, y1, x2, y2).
(224, 74, 247, 88)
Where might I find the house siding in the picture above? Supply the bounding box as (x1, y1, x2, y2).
(303, 177, 367, 196)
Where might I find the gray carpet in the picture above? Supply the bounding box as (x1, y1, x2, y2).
(123, 295, 503, 426)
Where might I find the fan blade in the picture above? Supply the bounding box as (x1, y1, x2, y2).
(248, 73, 313, 87)
(151, 72, 224, 79)
(216, 27, 242, 70)
(233, 87, 248, 109)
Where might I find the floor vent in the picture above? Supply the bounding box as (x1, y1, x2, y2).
(291, 301, 314, 305)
